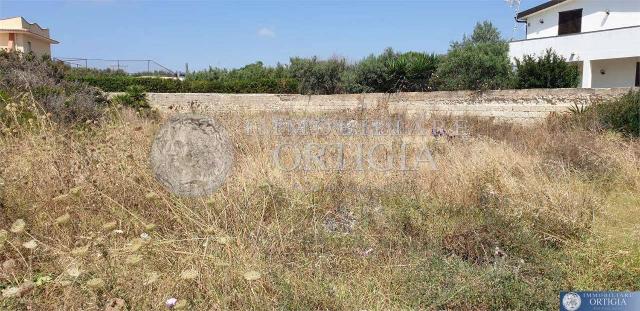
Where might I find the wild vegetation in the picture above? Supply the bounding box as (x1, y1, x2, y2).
(1, 50, 639, 309)
(514, 48, 581, 89)
(67, 21, 579, 95)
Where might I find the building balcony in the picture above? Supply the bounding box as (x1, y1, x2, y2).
(509, 25, 640, 63)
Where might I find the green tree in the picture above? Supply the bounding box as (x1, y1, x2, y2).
(434, 21, 513, 91)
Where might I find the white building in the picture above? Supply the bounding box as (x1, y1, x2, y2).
(509, 0, 640, 88)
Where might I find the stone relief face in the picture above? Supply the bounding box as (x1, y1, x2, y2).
(150, 114, 234, 197)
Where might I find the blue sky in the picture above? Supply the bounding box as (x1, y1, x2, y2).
(0, 0, 544, 71)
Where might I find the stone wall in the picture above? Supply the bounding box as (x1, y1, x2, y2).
(118, 88, 634, 122)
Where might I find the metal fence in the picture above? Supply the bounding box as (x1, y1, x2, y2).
(54, 57, 178, 77)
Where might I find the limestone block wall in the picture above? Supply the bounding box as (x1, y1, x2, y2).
(112, 88, 634, 122)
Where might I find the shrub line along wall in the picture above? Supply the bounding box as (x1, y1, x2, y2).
(112, 88, 634, 122)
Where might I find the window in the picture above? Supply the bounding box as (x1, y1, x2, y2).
(636, 62, 640, 87)
(26, 41, 32, 53)
(558, 9, 582, 35)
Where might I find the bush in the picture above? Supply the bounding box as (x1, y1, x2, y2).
(434, 21, 513, 91)
(111, 85, 149, 111)
(587, 90, 640, 136)
(289, 57, 347, 95)
(341, 48, 441, 93)
(0, 51, 107, 126)
(72, 75, 300, 94)
(514, 49, 580, 89)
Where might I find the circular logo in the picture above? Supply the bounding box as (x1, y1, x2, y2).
(562, 292, 582, 311)
(150, 114, 234, 197)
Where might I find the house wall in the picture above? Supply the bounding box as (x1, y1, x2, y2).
(591, 57, 640, 88)
(0, 33, 8, 50)
(10, 33, 51, 56)
(13, 33, 25, 53)
(28, 36, 52, 56)
(525, 0, 640, 39)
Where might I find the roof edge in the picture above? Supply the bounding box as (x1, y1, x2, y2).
(516, 0, 569, 20)
(0, 16, 51, 31)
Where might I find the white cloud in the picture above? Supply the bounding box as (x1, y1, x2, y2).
(257, 27, 276, 38)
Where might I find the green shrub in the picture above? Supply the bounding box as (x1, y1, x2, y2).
(289, 57, 347, 95)
(71, 70, 298, 94)
(514, 49, 580, 89)
(434, 21, 513, 91)
(111, 85, 149, 111)
(587, 90, 640, 136)
(341, 48, 441, 93)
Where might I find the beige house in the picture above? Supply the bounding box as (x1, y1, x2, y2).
(0, 16, 58, 57)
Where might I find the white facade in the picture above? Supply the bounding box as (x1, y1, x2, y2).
(509, 0, 640, 88)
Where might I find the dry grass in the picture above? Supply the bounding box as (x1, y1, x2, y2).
(1, 107, 639, 310)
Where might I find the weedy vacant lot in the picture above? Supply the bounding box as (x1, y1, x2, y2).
(1, 103, 639, 309)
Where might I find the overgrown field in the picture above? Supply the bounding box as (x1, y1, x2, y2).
(1, 105, 639, 309)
